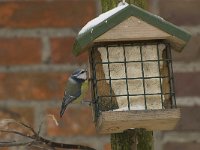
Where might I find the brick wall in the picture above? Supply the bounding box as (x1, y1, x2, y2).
(0, 0, 108, 150)
(0, 0, 199, 150)
(149, 0, 200, 149)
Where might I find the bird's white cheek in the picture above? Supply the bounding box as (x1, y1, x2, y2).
(78, 73, 87, 80)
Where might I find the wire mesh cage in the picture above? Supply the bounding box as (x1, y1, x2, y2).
(89, 40, 176, 121)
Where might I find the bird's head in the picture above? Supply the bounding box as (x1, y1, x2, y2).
(71, 68, 87, 83)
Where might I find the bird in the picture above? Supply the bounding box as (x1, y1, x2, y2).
(60, 68, 87, 117)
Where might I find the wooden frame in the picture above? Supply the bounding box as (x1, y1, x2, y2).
(96, 108, 181, 134)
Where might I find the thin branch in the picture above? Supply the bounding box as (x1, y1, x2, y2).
(29, 143, 55, 150)
(17, 121, 37, 135)
(37, 136, 95, 150)
(0, 129, 34, 139)
(0, 141, 32, 147)
(0, 119, 96, 150)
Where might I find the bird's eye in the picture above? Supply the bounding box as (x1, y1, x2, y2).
(80, 70, 86, 74)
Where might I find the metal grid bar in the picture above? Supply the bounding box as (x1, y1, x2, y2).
(94, 59, 172, 64)
(156, 43, 164, 108)
(90, 40, 176, 116)
(96, 76, 171, 81)
(106, 46, 113, 111)
(123, 45, 130, 110)
(90, 47, 100, 119)
(139, 45, 147, 109)
(98, 92, 173, 98)
(167, 43, 177, 108)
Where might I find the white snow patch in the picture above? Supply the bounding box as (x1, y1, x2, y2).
(118, 1, 126, 6)
(154, 14, 165, 21)
(79, 3, 129, 35)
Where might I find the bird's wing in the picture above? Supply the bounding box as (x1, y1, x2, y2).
(60, 94, 76, 117)
(62, 94, 76, 106)
(60, 77, 82, 117)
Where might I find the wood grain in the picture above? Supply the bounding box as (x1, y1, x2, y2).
(95, 16, 170, 42)
(97, 108, 181, 134)
(94, 16, 186, 52)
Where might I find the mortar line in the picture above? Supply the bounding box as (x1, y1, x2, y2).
(176, 97, 200, 106)
(0, 64, 87, 73)
(149, 0, 159, 15)
(0, 62, 199, 73)
(162, 131, 200, 143)
(173, 62, 200, 73)
(154, 131, 200, 150)
(0, 28, 77, 37)
(41, 36, 51, 64)
(181, 25, 200, 35)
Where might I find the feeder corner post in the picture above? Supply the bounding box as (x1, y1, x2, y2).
(100, 0, 153, 150)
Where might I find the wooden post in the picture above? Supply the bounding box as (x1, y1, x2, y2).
(100, 0, 153, 150)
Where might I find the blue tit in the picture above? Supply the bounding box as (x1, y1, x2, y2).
(60, 68, 87, 117)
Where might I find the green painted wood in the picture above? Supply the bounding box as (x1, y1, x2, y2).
(72, 3, 191, 56)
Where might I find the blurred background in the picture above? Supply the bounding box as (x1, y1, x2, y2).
(0, 0, 199, 150)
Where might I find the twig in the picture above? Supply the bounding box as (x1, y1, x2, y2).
(0, 119, 96, 150)
(29, 143, 55, 150)
(37, 136, 95, 150)
(0, 129, 34, 139)
(0, 141, 32, 147)
(17, 121, 37, 135)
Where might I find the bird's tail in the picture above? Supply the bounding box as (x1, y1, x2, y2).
(60, 94, 74, 117)
(60, 100, 69, 117)
(60, 104, 67, 118)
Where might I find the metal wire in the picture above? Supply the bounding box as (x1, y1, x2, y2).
(106, 46, 113, 111)
(156, 43, 164, 108)
(139, 45, 147, 109)
(94, 59, 172, 64)
(166, 43, 177, 108)
(90, 48, 99, 119)
(90, 40, 176, 119)
(98, 92, 173, 97)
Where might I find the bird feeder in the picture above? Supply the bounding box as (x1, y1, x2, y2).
(73, 4, 191, 134)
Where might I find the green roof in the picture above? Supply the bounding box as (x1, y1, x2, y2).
(73, 4, 191, 56)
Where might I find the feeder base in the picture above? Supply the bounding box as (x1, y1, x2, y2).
(96, 108, 181, 134)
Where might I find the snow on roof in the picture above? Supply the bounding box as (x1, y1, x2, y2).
(78, 2, 129, 35)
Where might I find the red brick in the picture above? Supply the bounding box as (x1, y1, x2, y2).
(0, 148, 9, 150)
(175, 106, 200, 130)
(159, 0, 200, 25)
(174, 72, 200, 97)
(172, 35, 200, 62)
(104, 143, 112, 150)
(147, 0, 157, 13)
(0, 107, 34, 123)
(0, 73, 68, 100)
(164, 142, 200, 150)
(47, 107, 96, 137)
(0, 38, 41, 65)
(0, 107, 34, 140)
(0, 0, 96, 28)
(51, 37, 88, 64)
